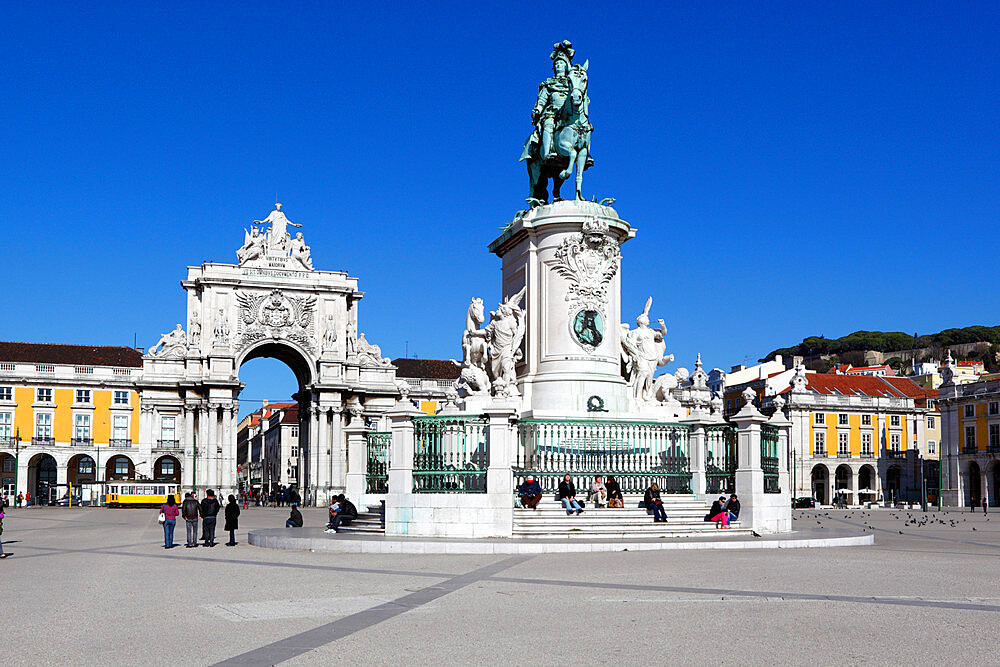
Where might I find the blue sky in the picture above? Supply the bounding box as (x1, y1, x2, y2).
(3, 2, 998, 414)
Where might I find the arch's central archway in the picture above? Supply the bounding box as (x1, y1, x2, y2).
(137, 206, 402, 505)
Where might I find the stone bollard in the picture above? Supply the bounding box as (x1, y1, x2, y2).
(384, 398, 423, 536)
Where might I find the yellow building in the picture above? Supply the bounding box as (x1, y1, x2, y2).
(0, 342, 144, 505)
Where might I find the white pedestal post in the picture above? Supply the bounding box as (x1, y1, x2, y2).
(484, 400, 518, 537)
(385, 399, 423, 536)
(344, 422, 368, 508)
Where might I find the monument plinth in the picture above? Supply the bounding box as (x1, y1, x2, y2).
(489, 200, 635, 416)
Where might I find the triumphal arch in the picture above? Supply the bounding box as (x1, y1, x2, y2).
(138, 204, 399, 505)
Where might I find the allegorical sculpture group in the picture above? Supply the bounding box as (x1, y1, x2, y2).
(453, 289, 527, 398)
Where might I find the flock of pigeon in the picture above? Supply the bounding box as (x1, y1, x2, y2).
(793, 509, 989, 535)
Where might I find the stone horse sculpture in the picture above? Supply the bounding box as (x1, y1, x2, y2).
(521, 62, 593, 203)
(451, 298, 490, 395)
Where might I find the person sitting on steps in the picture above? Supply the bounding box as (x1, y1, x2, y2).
(588, 475, 607, 508)
(705, 496, 729, 529)
(557, 474, 583, 515)
(644, 482, 667, 523)
(605, 475, 624, 508)
(726, 494, 740, 523)
(518, 476, 543, 509)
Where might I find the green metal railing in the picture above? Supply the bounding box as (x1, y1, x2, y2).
(514, 419, 692, 494)
(705, 424, 737, 495)
(761, 424, 780, 493)
(413, 416, 488, 493)
(365, 431, 390, 494)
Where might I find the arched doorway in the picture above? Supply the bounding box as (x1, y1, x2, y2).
(68, 454, 96, 486)
(811, 465, 829, 505)
(991, 462, 1000, 508)
(106, 455, 135, 481)
(1, 452, 15, 497)
(967, 461, 982, 507)
(153, 455, 181, 483)
(885, 466, 901, 504)
(858, 464, 877, 504)
(238, 341, 314, 503)
(835, 465, 853, 506)
(28, 453, 57, 505)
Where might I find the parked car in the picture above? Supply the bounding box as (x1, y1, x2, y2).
(792, 497, 817, 508)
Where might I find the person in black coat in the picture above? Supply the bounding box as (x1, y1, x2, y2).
(200, 490, 221, 547)
(726, 494, 741, 522)
(557, 474, 583, 515)
(224, 495, 241, 546)
(605, 476, 623, 508)
(643, 482, 667, 523)
(286, 503, 303, 528)
(705, 496, 729, 528)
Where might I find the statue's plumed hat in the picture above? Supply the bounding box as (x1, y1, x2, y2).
(550, 40, 575, 67)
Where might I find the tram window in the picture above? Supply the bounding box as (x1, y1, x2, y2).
(158, 486, 165, 494)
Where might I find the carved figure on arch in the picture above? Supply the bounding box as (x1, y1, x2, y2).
(322, 314, 338, 352)
(345, 320, 357, 357)
(188, 311, 201, 345)
(149, 324, 187, 357)
(289, 232, 313, 270)
(620, 298, 674, 403)
(451, 297, 490, 395)
(484, 287, 527, 397)
(356, 332, 391, 367)
(237, 225, 266, 265)
(214, 308, 231, 346)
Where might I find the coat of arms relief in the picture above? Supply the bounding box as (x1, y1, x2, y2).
(235, 289, 317, 354)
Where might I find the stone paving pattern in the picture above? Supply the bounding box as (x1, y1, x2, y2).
(2, 506, 999, 664)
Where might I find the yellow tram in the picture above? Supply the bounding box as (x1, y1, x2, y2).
(105, 481, 182, 507)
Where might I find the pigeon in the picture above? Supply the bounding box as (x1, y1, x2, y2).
(973, 527, 977, 531)
(752, 531, 762, 538)
(899, 530, 903, 534)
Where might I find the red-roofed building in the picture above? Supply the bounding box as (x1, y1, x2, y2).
(236, 401, 298, 495)
(730, 368, 939, 506)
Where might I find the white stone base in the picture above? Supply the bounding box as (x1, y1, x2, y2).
(385, 492, 513, 538)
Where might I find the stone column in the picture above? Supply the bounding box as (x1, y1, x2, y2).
(197, 404, 211, 492)
(385, 398, 423, 536)
(308, 405, 321, 506)
(344, 421, 369, 506)
(731, 396, 771, 532)
(329, 406, 346, 491)
(981, 469, 990, 507)
(316, 406, 331, 504)
(484, 399, 518, 538)
(220, 405, 234, 496)
(182, 406, 195, 489)
(681, 414, 709, 499)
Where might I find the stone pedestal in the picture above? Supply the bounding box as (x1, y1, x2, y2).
(488, 200, 635, 417)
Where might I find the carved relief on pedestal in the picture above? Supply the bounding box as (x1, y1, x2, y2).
(552, 217, 621, 352)
(235, 289, 317, 354)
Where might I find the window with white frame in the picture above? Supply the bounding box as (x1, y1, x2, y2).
(965, 405, 975, 418)
(74, 413, 91, 440)
(814, 431, 826, 456)
(927, 440, 936, 454)
(36, 412, 52, 439)
(290, 427, 299, 439)
(3, 456, 15, 473)
(990, 402, 999, 416)
(838, 414, 849, 426)
(113, 391, 129, 405)
(75, 389, 91, 404)
(160, 459, 175, 475)
(838, 432, 850, 455)
(814, 413, 825, 425)
(990, 424, 1000, 450)
(927, 416, 935, 429)
(965, 425, 976, 450)
(290, 445, 298, 458)
(861, 432, 872, 456)
(288, 466, 297, 480)
(862, 414, 872, 426)
(0, 412, 11, 439)
(891, 433, 901, 451)
(114, 457, 130, 475)
(160, 416, 176, 443)
(113, 415, 129, 441)
(0, 386, 11, 401)
(890, 415, 900, 427)
(37, 388, 53, 403)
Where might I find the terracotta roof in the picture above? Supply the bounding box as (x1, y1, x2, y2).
(0, 341, 143, 367)
(800, 373, 907, 398)
(392, 358, 460, 380)
(956, 361, 983, 367)
(280, 408, 299, 424)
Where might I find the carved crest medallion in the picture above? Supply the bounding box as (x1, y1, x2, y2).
(552, 217, 620, 352)
(235, 289, 317, 354)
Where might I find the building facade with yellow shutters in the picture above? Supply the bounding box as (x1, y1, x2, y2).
(0, 342, 152, 504)
(939, 369, 1000, 508)
(728, 366, 938, 506)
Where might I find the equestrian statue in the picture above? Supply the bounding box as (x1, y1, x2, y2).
(520, 40, 594, 203)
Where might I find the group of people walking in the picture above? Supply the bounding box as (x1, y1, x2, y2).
(517, 474, 740, 527)
(159, 489, 241, 549)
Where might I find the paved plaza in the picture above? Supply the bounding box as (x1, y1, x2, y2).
(2, 506, 999, 664)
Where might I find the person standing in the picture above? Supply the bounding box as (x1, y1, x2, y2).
(970, 497, 977, 513)
(983, 496, 989, 515)
(181, 492, 201, 548)
(224, 495, 241, 546)
(557, 474, 583, 515)
(0, 506, 8, 558)
(644, 482, 667, 523)
(16, 492, 23, 508)
(160, 495, 180, 549)
(200, 489, 221, 547)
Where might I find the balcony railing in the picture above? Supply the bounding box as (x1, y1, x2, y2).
(837, 452, 852, 458)
(71, 437, 93, 447)
(989, 443, 1000, 453)
(860, 450, 874, 459)
(155, 439, 181, 450)
(109, 439, 132, 448)
(885, 450, 905, 459)
(32, 436, 54, 446)
(813, 450, 827, 458)
(963, 445, 979, 454)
